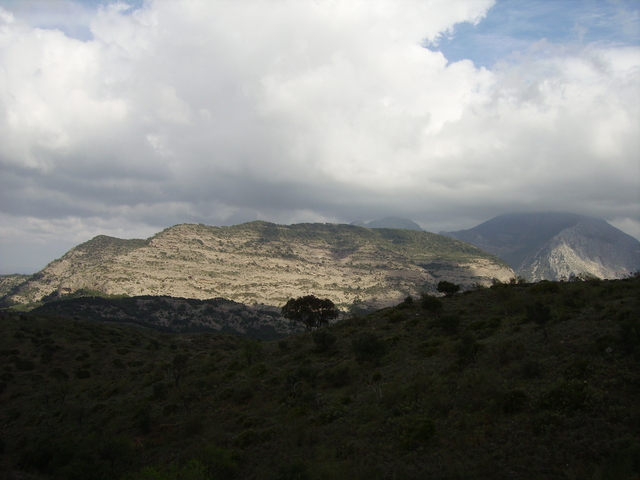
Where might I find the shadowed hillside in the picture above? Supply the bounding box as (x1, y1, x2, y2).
(1, 275, 638, 479)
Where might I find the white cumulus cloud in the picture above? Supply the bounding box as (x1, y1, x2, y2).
(0, 0, 638, 273)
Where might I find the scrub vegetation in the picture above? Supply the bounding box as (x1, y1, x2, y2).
(0, 275, 639, 479)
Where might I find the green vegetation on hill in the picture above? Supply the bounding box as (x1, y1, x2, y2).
(1, 275, 639, 479)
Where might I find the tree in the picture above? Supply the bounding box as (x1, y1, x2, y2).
(281, 295, 340, 330)
(437, 281, 460, 297)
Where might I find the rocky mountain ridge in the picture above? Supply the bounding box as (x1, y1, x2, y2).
(3, 221, 513, 309)
(443, 212, 640, 281)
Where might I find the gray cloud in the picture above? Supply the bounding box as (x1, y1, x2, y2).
(0, 0, 639, 274)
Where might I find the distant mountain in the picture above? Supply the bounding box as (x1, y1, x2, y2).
(2, 221, 512, 309)
(442, 212, 640, 281)
(350, 216, 423, 231)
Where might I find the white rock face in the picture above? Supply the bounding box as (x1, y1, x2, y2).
(524, 220, 640, 281)
(444, 213, 640, 282)
(5, 222, 513, 308)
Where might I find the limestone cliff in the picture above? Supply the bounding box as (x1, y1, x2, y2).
(3, 222, 513, 309)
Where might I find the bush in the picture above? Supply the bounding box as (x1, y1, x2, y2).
(198, 445, 239, 480)
(455, 332, 481, 364)
(352, 333, 388, 365)
(434, 314, 460, 335)
(311, 330, 337, 353)
(526, 301, 552, 337)
(402, 417, 436, 450)
(437, 281, 460, 297)
(420, 294, 443, 314)
(323, 365, 351, 388)
(274, 461, 309, 480)
(538, 380, 589, 413)
(503, 389, 528, 414)
(521, 359, 543, 379)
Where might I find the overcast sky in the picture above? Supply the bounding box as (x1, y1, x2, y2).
(0, 0, 639, 274)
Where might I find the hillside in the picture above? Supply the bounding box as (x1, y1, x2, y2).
(0, 274, 30, 297)
(2, 222, 513, 309)
(30, 295, 301, 340)
(443, 212, 640, 281)
(0, 276, 638, 479)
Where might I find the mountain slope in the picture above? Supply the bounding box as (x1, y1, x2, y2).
(1, 276, 638, 479)
(443, 212, 640, 281)
(3, 221, 513, 309)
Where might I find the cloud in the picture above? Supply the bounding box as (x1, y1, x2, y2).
(0, 0, 638, 273)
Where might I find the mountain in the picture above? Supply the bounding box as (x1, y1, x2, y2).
(351, 216, 423, 230)
(3, 221, 513, 309)
(443, 212, 640, 281)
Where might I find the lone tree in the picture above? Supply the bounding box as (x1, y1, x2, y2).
(282, 295, 340, 330)
(437, 281, 460, 297)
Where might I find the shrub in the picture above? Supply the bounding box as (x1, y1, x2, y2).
(352, 333, 388, 365)
(274, 461, 309, 480)
(198, 445, 239, 480)
(323, 365, 351, 388)
(311, 330, 337, 353)
(49, 367, 69, 380)
(503, 389, 528, 414)
(15, 359, 35, 371)
(435, 314, 460, 335)
(386, 311, 405, 324)
(402, 417, 436, 450)
(455, 332, 481, 364)
(529, 281, 560, 294)
(420, 294, 443, 315)
(538, 380, 589, 413)
(521, 359, 543, 379)
(618, 318, 640, 356)
(526, 301, 552, 338)
(437, 281, 460, 297)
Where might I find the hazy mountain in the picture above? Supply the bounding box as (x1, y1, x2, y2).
(350, 216, 423, 230)
(3, 221, 512, 309)
(443, 212, 640, 281)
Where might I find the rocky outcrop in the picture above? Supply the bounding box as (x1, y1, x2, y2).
(3, 221, 513, 309)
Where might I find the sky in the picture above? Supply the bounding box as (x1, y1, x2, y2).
(0, 0, 639, 274)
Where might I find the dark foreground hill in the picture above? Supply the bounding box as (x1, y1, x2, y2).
(443, 212, 640, 281)
(1, 276, 639, 479)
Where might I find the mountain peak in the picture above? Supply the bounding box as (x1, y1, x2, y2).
(443, 212, 640, 280)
